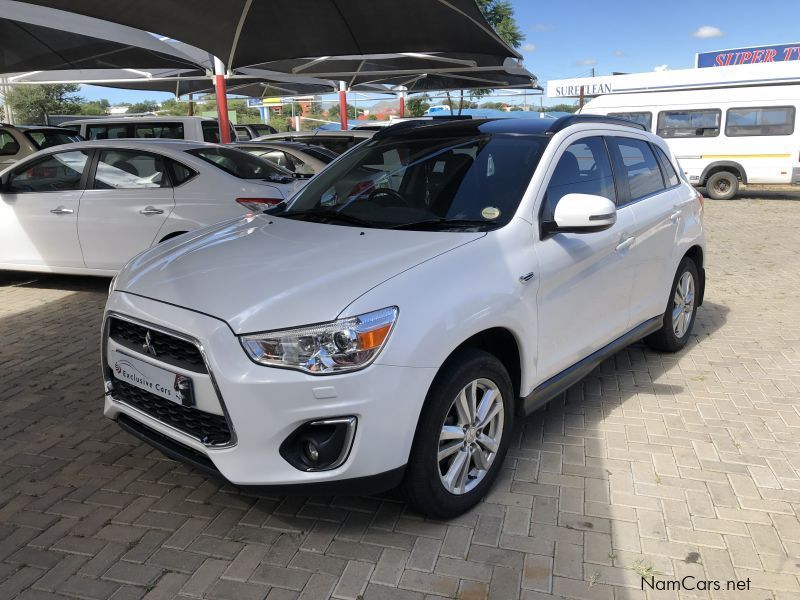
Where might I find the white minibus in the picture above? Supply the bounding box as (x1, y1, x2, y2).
(60, 116, 237, 145)
(581, 85, 800, 199)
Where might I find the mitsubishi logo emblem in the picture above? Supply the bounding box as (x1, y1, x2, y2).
(142, 330, 157, 356)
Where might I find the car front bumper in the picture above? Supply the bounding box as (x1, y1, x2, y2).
(102, 291, 437, 491)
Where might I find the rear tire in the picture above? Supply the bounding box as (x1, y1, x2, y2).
(644, 257, 699, 353)
(402, 348, 514, 518)
(706, 171, 738, 200)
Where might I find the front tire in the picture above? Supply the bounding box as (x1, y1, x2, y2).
(645, 257, 699, 352)
(706, 171, 738, 200)
(402, 349, 514, 518)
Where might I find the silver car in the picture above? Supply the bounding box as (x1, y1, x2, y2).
(232, 141, 337, 177)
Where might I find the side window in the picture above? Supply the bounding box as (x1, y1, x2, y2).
(263, 150, 290, 169)
(235, 127, 251, 141)
(608, 112, 652, 130)
(725, 106, 795, 137)
(134, 123, 184, 139)
(542, 137, 616, 221)
(169, 161, 196, 185)
(610, 137, 666, 201)
(94, 150, 167, 190)
(652, 145, 680, 187)
(0, 130, 20, 156)
(86, 125, 107, 140)
(202, 122, 221, 143)
(657, 109, 721, 138)
(7, 151, 91, 193)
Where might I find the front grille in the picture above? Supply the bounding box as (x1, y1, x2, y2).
(109, 318, 207, 373)
(111, 376, 231, 446)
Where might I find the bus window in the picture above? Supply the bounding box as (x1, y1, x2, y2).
(609, 112, 652, 130)
(657, 109, 721, 138)
(725, 106, 796, 137)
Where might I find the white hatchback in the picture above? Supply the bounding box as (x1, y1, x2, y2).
(0, 139, 301, 275)
(102, 116, 705, 516)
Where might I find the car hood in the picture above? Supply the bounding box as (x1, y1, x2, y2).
(114, 214, 483, 333)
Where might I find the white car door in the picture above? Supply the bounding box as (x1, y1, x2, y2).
(78, 148, 174, 270)
(534, 135, 637, 382)
(0, 150, 90, 269)
(608, 137, 690, 327)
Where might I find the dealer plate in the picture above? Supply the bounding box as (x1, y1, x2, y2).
(111, 350, 194, 407)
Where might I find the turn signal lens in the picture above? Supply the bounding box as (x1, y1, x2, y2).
(240, 307, 399, 374)
(236, 197, 283, 212)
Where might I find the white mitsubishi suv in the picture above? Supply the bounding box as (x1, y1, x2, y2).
(102, 116, 705, 517)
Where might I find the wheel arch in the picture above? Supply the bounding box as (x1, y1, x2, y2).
(683, 245, 705, 306)
(700, 161, 747, 185)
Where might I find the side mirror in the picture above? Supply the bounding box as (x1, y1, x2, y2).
(552, 193, 617, 233)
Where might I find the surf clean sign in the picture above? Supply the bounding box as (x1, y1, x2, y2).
(697, 43, 800, 68)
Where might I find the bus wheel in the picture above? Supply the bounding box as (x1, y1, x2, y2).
(706, 171, 738, 200)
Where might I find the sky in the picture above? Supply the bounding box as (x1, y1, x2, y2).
(80, 0, 800, 106)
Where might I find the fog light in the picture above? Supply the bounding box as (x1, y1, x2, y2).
(279, 417, 357, 471)
(304, 440, 320, 463)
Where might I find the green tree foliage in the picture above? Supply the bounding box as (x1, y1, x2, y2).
(159, 98, 189, 116)
(545, 103, 579, 113)
(6, 84, 82, 124)
(475, 0, 524, 49)
(126, 100, 160, 114)
(406, 95, 430, 117)
(327, 103, 357, 120)
(78, 99, 110, 115)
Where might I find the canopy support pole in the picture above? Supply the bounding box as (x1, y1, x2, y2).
(339, 81, 348, 131)
(214, 57, 232, 143)
(399, 90, 405, 118)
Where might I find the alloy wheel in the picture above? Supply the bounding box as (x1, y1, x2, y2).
(672, 271, 695, 338)
(437, 378, 504, 495)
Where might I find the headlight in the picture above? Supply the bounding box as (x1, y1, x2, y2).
(240, 307, 398, 374)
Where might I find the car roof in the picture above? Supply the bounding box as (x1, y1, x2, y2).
(12, 125, 75, 131)
(60, 116, 218, 126)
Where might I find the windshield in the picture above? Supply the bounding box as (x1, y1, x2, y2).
(187, 147, 294, 181)
(276, 132, 545, 231)
(25, 129, 82, 149)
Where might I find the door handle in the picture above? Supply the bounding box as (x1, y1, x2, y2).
(616, 236, 635, 252)
(49, 206, 73, 215)
(140, 206, 164, 215)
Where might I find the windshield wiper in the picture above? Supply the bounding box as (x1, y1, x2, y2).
(390, 218, 497, 231)
(284, 209, 377, 228)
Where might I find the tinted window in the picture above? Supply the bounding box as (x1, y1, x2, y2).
(282, 133, 545, 230)
(653, 145, 679, 187)
(725, 106, 796, 137)
(657, 109, 721, 138)
(609, 112, 652, 130)
(170, 161, 196, 185)
(0, 130, 20, 156)
(24, 130, 80, 149)
(542, 137, 616, 221)
(94, 150, 167, 189)
(261, 149, 291, 169)
(235, 127, 252, 141)
(250, 124, 277, 136)
(134, 122, 184, 139)
(312, 137, 359, 155)
(301, 146, 336, 163)
(7, 151, 90, 193)
(187, 147, 293, 181)
(201, 121, 234, 143)
(86, 124, 133, 140)
(611, 137, 666, 201)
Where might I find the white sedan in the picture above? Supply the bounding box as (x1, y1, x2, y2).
(0, 139, 302, 276)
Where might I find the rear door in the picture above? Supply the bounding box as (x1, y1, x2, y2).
(0, 150, 90, 268)
(78, 148, 174, 270)
(607, 136, 684, 326)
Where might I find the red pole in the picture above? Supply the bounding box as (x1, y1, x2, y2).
(339, 81, 348, 131)
(399, 92, 405, 118)
(213, 58, 231, 144)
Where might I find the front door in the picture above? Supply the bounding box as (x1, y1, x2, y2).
(0, 150, 90, 269)
(78, 149, 174, 270)
(534, 135, 637, 382)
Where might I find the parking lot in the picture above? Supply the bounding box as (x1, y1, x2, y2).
(0, 196, 798, 600)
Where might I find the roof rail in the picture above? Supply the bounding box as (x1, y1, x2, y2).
(547, 114, 647, 133)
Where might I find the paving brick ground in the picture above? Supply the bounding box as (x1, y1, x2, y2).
(1, 196, 799, 600)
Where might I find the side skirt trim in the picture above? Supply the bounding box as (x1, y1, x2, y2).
(521, 315, 663, 416)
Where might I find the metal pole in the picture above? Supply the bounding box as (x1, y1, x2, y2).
(399, 91, 405, 118)
(187, 93, 194, 116)
(213, 57, 232, 144)
(579, 85, 585, 110)
(338, 81, 348, 131)
(1, 78, 13, 124)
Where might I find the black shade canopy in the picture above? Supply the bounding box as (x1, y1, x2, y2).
(15, 0, 520, 70)
(0, 0, 203, 73)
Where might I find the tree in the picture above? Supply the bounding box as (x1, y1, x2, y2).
(5, 84, 82, 124)
(545, 103, 579, 114)
(78, 99, 110, 115)
(327, 103, 357, 120)
(126, 100, 160, 114)
(159, 98, 189, 116)
(406, 95, 430, 117)
(475, 0, 524, 49)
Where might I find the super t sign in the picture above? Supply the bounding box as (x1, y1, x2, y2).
(697, 43, 800, 68)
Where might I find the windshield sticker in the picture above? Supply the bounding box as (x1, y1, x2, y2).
(487, 154, 495, 177)
(481, 206, 500, 220)
(433, 161, 446, 173)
